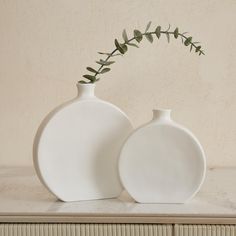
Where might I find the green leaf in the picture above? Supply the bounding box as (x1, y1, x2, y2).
(190, 44, 193, 52)
(127, 42, 139, 48)
(115, 39, 125, 54)
(100, 68, 111, 74)
(98, 52, 111, 56)
(145, 33, 153, 43)
(166, 33, 170, 43)
(174, 27, 179, 38)
(86, 67, 98, 73)
(134, 30, 143, 43)
(96, 60, 105, 66)
(111, 53, 123, 57)
(83, 74, 96, 82)
(98, 52, 122, 57)
(104, 60, 115, 65)
(122, 29, 129, 43)
(184, 37, 192, 46)
(155, 26, 161, 38)
(120, 43, 128, 53)
(195, 46, 201, 52)
(96, 59, 115, 66)
(199, 50, 205, 55)
(145, 21, 152, 32)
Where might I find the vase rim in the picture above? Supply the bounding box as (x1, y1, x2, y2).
(76, 82, 95, 87)
(152, 108, 171, 112)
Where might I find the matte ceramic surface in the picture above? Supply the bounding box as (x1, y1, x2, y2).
(33, 83, 133, 202)
(119, 109, 206, 203)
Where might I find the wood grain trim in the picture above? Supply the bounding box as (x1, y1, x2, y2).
(0, 224, 173, 236)
(175, 224, 236, 236)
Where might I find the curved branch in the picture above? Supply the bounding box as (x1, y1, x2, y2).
(81, 25, 205, 84)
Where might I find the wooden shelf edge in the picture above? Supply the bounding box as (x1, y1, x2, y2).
(0, 215, 236, 224)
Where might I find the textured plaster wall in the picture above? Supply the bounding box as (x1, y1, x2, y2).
(0, 0, 235, 166)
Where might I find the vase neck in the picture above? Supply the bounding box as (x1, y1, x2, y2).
(76, 83, 95, 99)
(152, 109, 172, 122)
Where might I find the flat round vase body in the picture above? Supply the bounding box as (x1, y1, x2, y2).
(34, 84, 133, 202)
(119, 109, 206, 203)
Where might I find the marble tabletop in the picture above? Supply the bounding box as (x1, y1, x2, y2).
(0, 167, 236, 224)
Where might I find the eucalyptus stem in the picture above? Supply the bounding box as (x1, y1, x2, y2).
(94, 48, 118, 77)
(81, 22, 205, 84)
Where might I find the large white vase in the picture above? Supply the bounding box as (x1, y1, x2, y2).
(33, 83, 133, 202)
(119, 109, 206, 203)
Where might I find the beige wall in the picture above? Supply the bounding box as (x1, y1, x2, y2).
(0, 0, 235, 166)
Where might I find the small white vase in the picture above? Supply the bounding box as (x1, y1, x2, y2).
(119, 109, 206, 203)
(33, 83, 133, 202)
